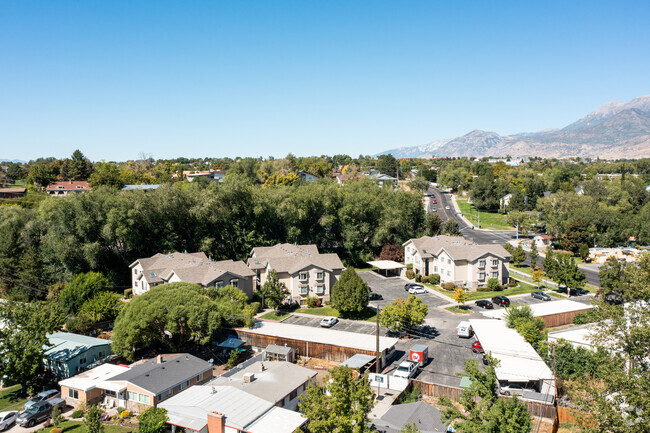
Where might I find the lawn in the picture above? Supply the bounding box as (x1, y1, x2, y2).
(0, 384, 27, 411)
(35, 421, 134, 433)
(300, 306, 377, 321)
(445, 306, 472, 314)
(456, 199, 513, 231)
(259, 311, 292, 321)
(464, 280, 538, 301)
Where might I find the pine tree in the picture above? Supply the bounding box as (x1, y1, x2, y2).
(331, 267, 370, 317)
(529, 241, 539, 267)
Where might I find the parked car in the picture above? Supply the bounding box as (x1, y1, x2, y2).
(404, 283, 417, 291)
(431, 207, 437, 212)
(432, 198, 437, 204)
(409, 286, 427, 295)
(0, 411, 17, 431)
(531, 291, 551, 301)
(475, 300, 493, 309)
(320, 317, 338, 328)
(23, 389, 60, 411)
(369, 292, 383, 301)
(572, 288, 590, 296)
(17, 401, 53, 427)
(445, 206, 450, 210)
(393, 360, 418, 379)
(472, 340, 484, 354)
(499, 384, 525, 396)
(491, 296, 510, 307)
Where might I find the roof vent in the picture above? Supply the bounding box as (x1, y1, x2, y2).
(243, 372, 255, 383)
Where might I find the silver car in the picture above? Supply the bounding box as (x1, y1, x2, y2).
(23, 389, 60, 411)
(0, 411, 18, 431)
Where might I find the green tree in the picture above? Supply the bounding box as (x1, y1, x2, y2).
(58, 272, 112, 315)
(84, 404, 104, 433)
(504, 303, 533, 329)
(503, 242, 514, 254)
(452, 287, 467, 307)
(138, 407, 169, 433)
(89, 163, 125, 189)
(379, 295, 428, 332)
(77, 291, 124, 323)
(61, 150, 94, 180)
(399, 423, 421, 433)
(298, 366, 376, 433)
(554, 252, 586, 292)
(579, 243, 590, 262)
(439, 356, 532, 433)
(111, 282, 222, 361)
(0, 301, 59, 395)
(511, 245, 526, 266)
(409, 177, 429, 193)
(528, 242, 539, 267)
(331, 267, 370, 318)
(597, 256, 631, 304)
(470, 174, 498, 210)
(532, 268, 543, 286)
(51, 405, 64, 427)
(486, 278, 501, 291)
(376, 154, 399, 178)
(260, 269, 290, 311)
(442, 219, 461, 236)
(542, 249, 558, 280)
(562, 218, 591, 254)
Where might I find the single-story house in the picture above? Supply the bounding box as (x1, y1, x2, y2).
(375, 401, 448, 433)
(0, 188, 27, 198)
(44, 333, 113, 379)
(209, 361, 316, 411)
(588, 247, 643, 264)
(159, 385, 307, 433)
(533, 234, 555, 250)
(130, 252, 255, 297)
(58, 353, 213, 412)
(46, 181, 92, 196)
(296, 171, 318, 181)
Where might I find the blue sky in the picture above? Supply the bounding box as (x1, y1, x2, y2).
(1, 0, 649, 161)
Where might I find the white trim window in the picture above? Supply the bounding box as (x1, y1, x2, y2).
(299, 272, 309, 281)
(68, 389, 79, 399)
(478, 272, 485, 281)
(299, 286, 309, 295)
(491, 259, 499, 267)
(478, 260, 486, 268)
(230, 279, 239, 288)
(316, 272, 324, 281)
(491, 271, 498, 278)
(315, 285, 325, 295)
(215, 281, 224, 289)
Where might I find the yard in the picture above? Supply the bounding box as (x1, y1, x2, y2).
(35, 421, 134, 433)
(456, 199, 513, 230)
(0, 384, 27, 411)
(426, 279, 540, 301)
(259, 311, 292, 321)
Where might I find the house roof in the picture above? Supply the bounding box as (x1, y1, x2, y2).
(265, 344, 293, 355)
(404, 235, 511, 262)
(209, 361, 316, 404)
(469, 319, 554, 382)
(240, 321, 398, 353)
(248, 243, 344, 273)
(109, 353, 212, 395)
(131, 252, 253, 286)
(45, 333, 112, 362)
(45, 181, 91, 191)
(0, 188, 27, 193)
(159, 385, 305, 432)
(339, 354, 375, 369)
(375, 401, 447, 433)
(58, 363, 130, 392)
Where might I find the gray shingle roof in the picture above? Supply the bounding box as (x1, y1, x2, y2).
(405, 235, 511, 261)
(375, 401, 446, 433)
(248, 244, 344, 273)
(109, 353, 212, 395)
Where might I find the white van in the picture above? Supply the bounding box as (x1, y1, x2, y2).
(457, 321, 473, 338)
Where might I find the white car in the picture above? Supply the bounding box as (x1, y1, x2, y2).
(320, 317, 338, 328)
(499, 384, 525, 395)
(408, 286, 427, 295)
(393, 361, 418, 379)
(0, 411, 18, 431)
(445, 206, 450, 210)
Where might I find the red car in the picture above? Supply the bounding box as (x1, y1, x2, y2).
(472, 341, 484, 354)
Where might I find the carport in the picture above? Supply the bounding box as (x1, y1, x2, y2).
(367, 260, 406, 277)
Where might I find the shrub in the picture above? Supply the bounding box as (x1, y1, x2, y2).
(120, 410, 131, 419)
(429, 273, 441, 285)
(306, 296, 320, 308)
(415, 274, 422, 283)
(116, 408, 125, 415)
(379, 244, 404, 262)
(72, 410, 84, 419)
(487, 278, 501, 291)
(50, 428, 62, 433)
(406, 269, 415, 280)
(477, 286, 491, 292)
(507, 279, 517, 288)
(503, 243, 514, 254)
(249, 302, 261, 314)
(573, 309, 599, 325)
(442, 282, 455, 291)
(124, 289, 132, 299)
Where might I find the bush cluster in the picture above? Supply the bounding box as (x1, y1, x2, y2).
(406, 269, 415, 280)
(442, 282, 456, 291)
(306, 296, 322, 308)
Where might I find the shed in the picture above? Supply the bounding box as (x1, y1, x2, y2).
(264, 344, 295, 362)
(339, 354, 375, 370)
(218, 336, 245, 350)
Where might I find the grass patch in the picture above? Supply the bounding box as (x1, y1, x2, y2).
(35, 421, 134, 433)
(456, 199, 513, 230)
(512, 264, 534, 276)
(259, 311, 291, 321)
(445, 306, 472, 314)
(0, 384, 27, 411)
(465, 280, 538, 301)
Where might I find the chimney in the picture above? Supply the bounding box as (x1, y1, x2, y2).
(207, 412, 225, 433)
(157, 355, 163, 364)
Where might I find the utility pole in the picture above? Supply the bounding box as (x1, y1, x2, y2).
(376, 305, 381, 374)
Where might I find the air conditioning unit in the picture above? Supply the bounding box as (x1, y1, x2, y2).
(243, 373, 255, 383)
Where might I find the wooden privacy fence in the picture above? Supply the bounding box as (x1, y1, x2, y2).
(233, 329, 378, 363)
(411, 380, 463, 401)
(540, 308, 591, 328)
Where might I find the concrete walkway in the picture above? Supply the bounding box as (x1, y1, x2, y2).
(369, 387, 402, 419)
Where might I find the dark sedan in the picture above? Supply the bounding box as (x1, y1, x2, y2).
(475, 300, 494, 309)
(369, 292, 383, 301)
(491, 296, 510, 307)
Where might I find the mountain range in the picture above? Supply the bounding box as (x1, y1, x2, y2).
(378, 95, 650, 159)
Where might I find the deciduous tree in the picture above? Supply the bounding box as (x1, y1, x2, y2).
(379, 295, 428, 332)
(58, 272, 112, 315)
(298, 366, 376, 433)
(452, 287, 467, 307)
(260, 269, 290, 311)
(511, 245, 526, 266)
(138, 407, 169, 433)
